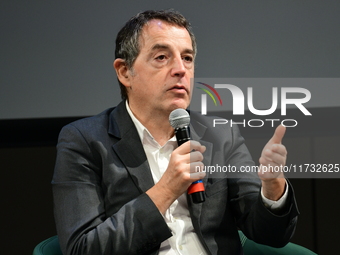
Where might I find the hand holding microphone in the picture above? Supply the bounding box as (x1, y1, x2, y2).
(169, 109, 206, 203)
(145, 109, 205, 213)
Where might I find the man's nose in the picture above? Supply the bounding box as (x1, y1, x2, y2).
(170, 56, 186, 77)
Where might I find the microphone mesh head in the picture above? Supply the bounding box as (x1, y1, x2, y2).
(169, 109, 190, 129)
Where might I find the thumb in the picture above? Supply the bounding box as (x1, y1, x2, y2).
(270, 125, 286, 144)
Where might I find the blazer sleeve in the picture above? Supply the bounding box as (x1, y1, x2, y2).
(52, 124, 172, 255)
(226, 125, 299, 248)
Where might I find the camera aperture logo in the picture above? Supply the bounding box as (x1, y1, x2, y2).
(195, 81, 312, 128)
(196, 82, 223, 107)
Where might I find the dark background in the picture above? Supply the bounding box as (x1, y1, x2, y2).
(1, 1, 339, 254)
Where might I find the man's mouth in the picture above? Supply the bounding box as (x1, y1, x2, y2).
(169, 85, 188, 93)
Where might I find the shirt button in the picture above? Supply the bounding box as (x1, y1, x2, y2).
(179, 245, 183, 250)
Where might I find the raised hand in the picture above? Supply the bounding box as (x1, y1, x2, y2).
(258, 125, 287, 200)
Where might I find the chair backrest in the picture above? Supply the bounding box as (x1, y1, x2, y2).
(32, 236, 62, 255)
(33, 233, 317, 255)
(238, 231, 317, 255)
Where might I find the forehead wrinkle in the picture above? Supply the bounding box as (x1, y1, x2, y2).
(139, 20, 194, 57)
(150, 43, 194, 55)
(150, 43, 170, 52)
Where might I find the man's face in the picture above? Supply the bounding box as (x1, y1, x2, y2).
(127, 19, 195, 114)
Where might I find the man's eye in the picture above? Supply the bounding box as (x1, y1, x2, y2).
(183, 56, 193, 62)
(156, 55, 166, 60)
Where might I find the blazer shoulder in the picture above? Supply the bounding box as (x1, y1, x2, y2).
(59, 107, 116, 140)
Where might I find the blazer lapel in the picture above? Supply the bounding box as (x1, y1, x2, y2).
(188, 117, 213, 226)
(108, 101, 155, 193)
(107, 102, 214, 220)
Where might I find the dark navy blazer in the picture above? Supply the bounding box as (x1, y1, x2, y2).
(52, 101, 299, 255)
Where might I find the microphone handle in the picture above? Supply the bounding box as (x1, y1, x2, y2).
(175, 127, 205, 203)
(174, 126, 191, 146)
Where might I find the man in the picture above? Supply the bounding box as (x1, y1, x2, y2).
(52, 10, 298, 255)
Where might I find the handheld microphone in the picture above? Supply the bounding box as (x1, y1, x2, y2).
(169, 109, 205, 203)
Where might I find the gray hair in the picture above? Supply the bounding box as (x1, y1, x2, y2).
(115, 9, 197, 100)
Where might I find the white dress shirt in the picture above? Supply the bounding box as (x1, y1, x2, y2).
(125, 101, 288, 254)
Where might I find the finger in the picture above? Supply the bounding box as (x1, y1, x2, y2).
(189, 170, 206, 181)
(190, 141, 206, 153)
(270, 125, 286, 144)
(271, 144, 287, 157)
(260, 148, 286, 165)
(198, 144, 206, 153)
(177, 140, 205, 154)
(189, 150, 204, 163)
(259, 156, 273, 167)
(258, 163, 285, 174)
(263, 144, 287, 158)
(258, 165, 284, 179)
(260, 154, 286, 167)
(190, 161, 204, 173)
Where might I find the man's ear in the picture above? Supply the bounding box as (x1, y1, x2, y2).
(113, 58, 131, 88)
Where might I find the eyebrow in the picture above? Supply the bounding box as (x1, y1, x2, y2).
(150, 43, 195, 55)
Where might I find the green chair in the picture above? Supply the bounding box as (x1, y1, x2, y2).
(238, 231, 317, 255)
(33, 233, 317, 255)
(33, 236, 62, 255)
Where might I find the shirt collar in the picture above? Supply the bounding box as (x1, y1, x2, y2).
(126, 101, 150, 142)
(125, 101, 176, 146)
